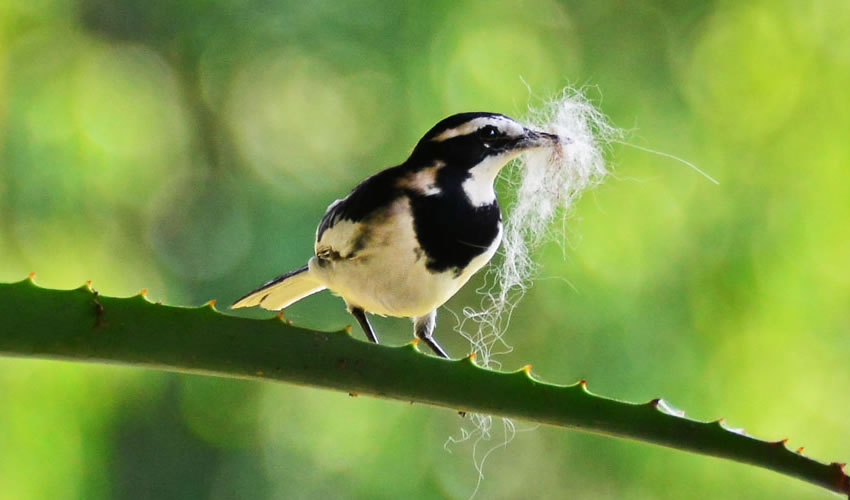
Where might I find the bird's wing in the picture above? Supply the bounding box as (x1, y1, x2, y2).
(315, 204, 364, 260)
(315, 165, 406, 260)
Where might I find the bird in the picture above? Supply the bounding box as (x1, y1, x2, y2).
(231, 112, 559, 358)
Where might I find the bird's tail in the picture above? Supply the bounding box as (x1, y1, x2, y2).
(231, 265, 325, 311)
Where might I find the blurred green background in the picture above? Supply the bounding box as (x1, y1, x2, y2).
(1, 0, 848, 498)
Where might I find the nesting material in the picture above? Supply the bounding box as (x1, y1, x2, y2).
(446, 91, 620, 494)
(456, 89, 620, 368)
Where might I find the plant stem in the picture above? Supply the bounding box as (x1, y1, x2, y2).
(0, 278, 847, 497)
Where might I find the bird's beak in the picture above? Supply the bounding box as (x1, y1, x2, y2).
(513, 128, 560, 151)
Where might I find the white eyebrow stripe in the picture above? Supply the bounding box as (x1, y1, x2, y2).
(430, 116, 522, 142)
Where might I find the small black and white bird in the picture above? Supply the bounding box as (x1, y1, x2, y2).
(232, 112, 558, 358)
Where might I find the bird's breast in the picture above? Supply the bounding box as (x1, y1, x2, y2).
(407, 190, 502, 276)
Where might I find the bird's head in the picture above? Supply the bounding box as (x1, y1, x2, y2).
(412, 112, 558, 167)
(408, 112, 558, 205)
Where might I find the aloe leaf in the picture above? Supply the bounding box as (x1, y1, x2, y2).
(0, 277, 846, 497)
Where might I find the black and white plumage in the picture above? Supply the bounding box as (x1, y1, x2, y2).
(231, 112, 558, 358)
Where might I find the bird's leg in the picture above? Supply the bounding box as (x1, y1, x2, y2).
(413, 310, 449, 358)
(350, 306, 379, 344)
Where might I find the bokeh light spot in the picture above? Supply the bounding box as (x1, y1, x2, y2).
(146, 171, 254, 282)
(73, 42, 190, 203)
(429, 1, 576, 112)
(682, 5, 808, 142)
(179, 377, 261, 449)
(435, 27, 556, 111)
(227, 51, 371, 196)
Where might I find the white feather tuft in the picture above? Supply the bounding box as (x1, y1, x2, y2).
(446, 90, 619, 496)
(457, 88, 620, 369)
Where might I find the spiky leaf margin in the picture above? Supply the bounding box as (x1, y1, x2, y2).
(0, 277, 846, 497)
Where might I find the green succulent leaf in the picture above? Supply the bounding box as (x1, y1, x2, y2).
(0, 278, 847, 497)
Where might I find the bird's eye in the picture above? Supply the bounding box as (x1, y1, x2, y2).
(478, 125, 500, 139)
